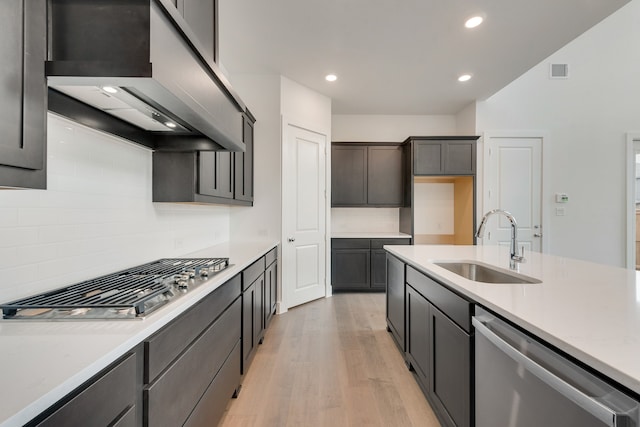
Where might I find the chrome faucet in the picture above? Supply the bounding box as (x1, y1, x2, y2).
(476, 209, 525, 270)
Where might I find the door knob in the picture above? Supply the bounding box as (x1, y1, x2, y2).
(288, 237, 296, 242)
(534, 233, 542, 238)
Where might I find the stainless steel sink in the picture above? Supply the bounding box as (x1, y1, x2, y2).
(434, 261, 541, 284)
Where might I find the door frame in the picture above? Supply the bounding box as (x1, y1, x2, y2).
(481, 131, 550, 253)
(279, 114, 331, 314)
(625, 132, 640, 269)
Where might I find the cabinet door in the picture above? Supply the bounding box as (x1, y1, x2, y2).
(180, 0, 217, 63)
(254, 273, 265, 344)
(199, 151, 234, 198)
(234, 116, 254, 202)
(0, 0, 47, 189)
(331, 249, 370, 290)
(386, 254, 405, 351)
(444, 141, 475, 175)
(331, 145, 367, 206)
(370, 249, 388, 290)
(265, 261, 277, 328)
(413, 141, 444, 175)
(371, 239, 410, 290)
(429, 305, 471, 427)
(241, 281, 255, 374)
(367, 146, 404, 206)
(406, 285, 430, 389)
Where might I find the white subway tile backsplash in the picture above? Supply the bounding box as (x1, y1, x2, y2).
(0, 208, 19, 227)
(331, 208, 400, 233)
(0, 114, 231, 302)
(0, 227, 39, 247)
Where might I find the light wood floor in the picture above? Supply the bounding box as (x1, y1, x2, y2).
(219, 293, 441, 427)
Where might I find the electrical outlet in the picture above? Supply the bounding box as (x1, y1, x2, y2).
(555, 207, 566, 216)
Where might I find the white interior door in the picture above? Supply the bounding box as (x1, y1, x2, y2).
(483, 135, 543, 253)
(282, 121, 327, 309)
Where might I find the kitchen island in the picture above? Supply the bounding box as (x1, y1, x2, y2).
(0, 240, 278, 427)
(384, 244, 640, 396)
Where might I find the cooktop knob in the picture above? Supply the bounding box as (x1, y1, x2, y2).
(185, 269, 196, 278)
(177, 281, 188, 292)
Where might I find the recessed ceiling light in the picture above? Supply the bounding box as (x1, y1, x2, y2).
(102, 86, 118, 94)
(164, 122, 177, 129)
(325, 74, 337, 82)
(458, 74, 472, 82)
(465, 16, 483, 29)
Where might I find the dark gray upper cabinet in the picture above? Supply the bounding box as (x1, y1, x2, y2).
(331, 143, 404, 207)
(199, 151, 234, 199)
(153, 112, 254, 206)
(0, 0, 47, 189)
(409, 136, 479, 176)
(331, 144, 368, 206)
(367, 146, 404, 205)
(234, 113, 254, 203)
(178, 0, 218, 63)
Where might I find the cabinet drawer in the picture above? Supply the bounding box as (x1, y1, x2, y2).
(36, 353, 136, 427)
(145, 298, 241, 427)
(331, 238, 370, 249)
(184, 341, 241, 427)
(371, 238, 410, 249)
(406, 266, 472, 333)
(145, 274, 241, 383)
(265, 247, 277, 267)
(243, 257, 265, 290)
(112, 405, 136, 427)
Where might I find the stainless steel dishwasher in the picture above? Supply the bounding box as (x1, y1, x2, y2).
(473, 307, 640, 427)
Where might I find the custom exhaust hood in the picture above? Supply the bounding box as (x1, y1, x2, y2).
(46, 0, 246, 152)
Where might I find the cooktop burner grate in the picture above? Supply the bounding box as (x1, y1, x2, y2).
(0, 258, 229, 319)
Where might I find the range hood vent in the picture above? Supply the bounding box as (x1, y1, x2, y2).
(46, 0, 246, 152)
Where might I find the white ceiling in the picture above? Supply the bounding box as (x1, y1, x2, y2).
(219, 0, 630, 115)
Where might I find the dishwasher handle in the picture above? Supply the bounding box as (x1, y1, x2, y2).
(473, 317, 629, 427)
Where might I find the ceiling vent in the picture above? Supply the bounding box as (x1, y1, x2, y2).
(550, 63, 569, 79)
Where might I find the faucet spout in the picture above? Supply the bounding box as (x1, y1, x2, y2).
(476, 209, 525, 269)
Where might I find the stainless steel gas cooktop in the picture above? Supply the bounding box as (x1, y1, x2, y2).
(0, 258, 229, 320)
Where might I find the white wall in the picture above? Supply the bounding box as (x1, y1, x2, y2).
(281, 77, 332, 131)
(0, 114, 230, 302)
(332, 114, 456, 142)
(456, 103, 477, 135)
(476, 0, 640, 266)
(228, 74, 282, 243)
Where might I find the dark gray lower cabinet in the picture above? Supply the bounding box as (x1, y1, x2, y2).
(332, 238, 410, 291)
(403, 265, 472, 427)
(386, 254, 406, 351)
(144, 276, 242, 427)
(332, 248, 371, 290)
(265, 256, 277, 329)
(406, 284, 430, 385)
(30, 351, 140, 427)
(241, 255, 266, 375)
(430, 305, 471, 427)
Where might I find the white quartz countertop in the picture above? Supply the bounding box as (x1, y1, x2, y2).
(384, 244, 640, 396)
(0, 240, 278, 427)
(332, 232, 412, 239)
